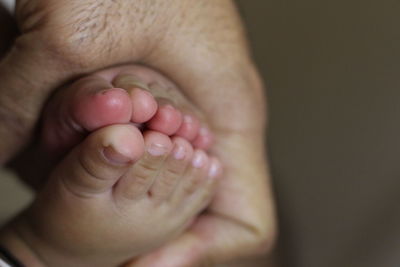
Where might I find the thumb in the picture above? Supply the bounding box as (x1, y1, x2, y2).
(0, 33, 75, 164)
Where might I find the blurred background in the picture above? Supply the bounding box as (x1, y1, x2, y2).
(237, 0, 400, 266)
(2, 1, 400, 266)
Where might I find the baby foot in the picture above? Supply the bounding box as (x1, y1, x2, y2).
(42, 65, 214, 156)
(16, 124, 221, 267)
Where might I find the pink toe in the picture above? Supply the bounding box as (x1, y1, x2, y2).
(175, 114, 201, 141)
(146, 104, 183, 136)
(191, 149, 209, 169)
(42, 87, 133, 155)
(171, 136, 194, 160)
(208, 157, 223, 179)
(192, 127, 214, 150)
(143, 131, 173, 155)
(72, 87, 132, 130)
(130, 88, 158, 123)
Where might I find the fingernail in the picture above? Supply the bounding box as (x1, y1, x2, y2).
(173, 144, 186, 160)
(147, 143, 168, 156)
(103, 146, 133, 165)
(208, 160, 221, 178)
(192, 150, 207, 168)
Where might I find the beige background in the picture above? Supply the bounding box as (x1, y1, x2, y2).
(2, 1, 400, 267)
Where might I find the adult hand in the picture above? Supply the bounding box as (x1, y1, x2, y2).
(1, 0, 276, 264)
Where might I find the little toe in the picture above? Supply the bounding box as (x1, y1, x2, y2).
(149, 137, 194, 203)
(52, 124, 144, 197)
(115, 131, 173, 201)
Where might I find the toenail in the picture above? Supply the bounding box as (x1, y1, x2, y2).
(208, 160, 221, 178)
(173, 144, 186, 160)
(147, 143, 168, 156)
(192, 150, 207, 168)
(163, 104, 175, 111)
(103, 146, 133, 165)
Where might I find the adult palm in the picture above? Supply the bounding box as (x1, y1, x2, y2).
(1, 0, 276, 265)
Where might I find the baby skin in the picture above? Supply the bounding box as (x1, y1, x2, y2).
(0, 65, 222, 267)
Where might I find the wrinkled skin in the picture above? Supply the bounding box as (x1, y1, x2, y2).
(0, 0, 276, 265)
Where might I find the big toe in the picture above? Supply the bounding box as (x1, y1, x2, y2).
(42, 75, 133, 155)
(52, 124, 144, 197)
